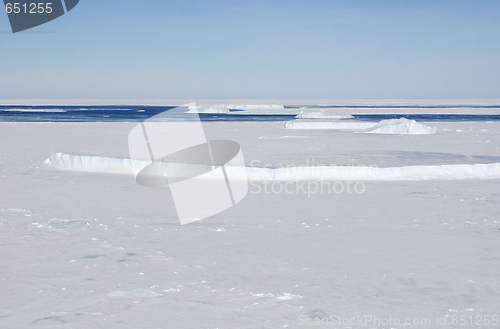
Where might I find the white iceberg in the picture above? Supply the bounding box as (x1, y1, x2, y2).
(366, 118, 436, 135)
(188, 105, 229, 114)
(228, 104, 284, 110)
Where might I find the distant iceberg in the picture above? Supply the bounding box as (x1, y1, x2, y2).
(366, 118, 436, 135)
(285, 117, 436, 134)
(188, 105, 229, 114)
(295, 109, 353, 119)
(285, 120, 377, 130)
(228, 104, 284, 110)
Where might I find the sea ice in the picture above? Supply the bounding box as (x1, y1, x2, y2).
(2, 112, 500, 328)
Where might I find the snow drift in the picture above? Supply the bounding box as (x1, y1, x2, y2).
(366, 118, 436, 135)
(47, 152, 500, 181)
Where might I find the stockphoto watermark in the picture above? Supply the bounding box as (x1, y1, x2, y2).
(128, 103, 249, 225)
(126, 105, 374, 223)
(250, 178, 366, 197)
(247, 160, 374, 197)
(298, 314, 499, 327)
(298, 314, 433, 327)
(4, 0, 80, 33)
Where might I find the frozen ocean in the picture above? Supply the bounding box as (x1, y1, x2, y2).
(1, 100, 500, 328)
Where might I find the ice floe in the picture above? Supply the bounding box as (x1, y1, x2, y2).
(228, 104, 284, 110)
(285, 120, 377, 130)
(295, 109, 353, 119)
(188, 105, 229, 114)
(285, 117, 436, 134)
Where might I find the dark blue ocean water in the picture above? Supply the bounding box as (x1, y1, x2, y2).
(1, 105, 500, 122)
(0, 106, 298, 122)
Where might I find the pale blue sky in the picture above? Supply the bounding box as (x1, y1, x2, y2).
(1, 0, 499, 99)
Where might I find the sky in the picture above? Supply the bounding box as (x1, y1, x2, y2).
(1, 0, 499, 100)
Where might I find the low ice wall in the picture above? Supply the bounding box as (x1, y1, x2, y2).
(46, 152, 500, 181)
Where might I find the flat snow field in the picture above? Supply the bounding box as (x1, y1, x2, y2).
(1, 120, 500, 328)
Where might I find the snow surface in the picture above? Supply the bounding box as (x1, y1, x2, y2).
(366, 118, 437, 135)
(1, 112, 500, 328)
